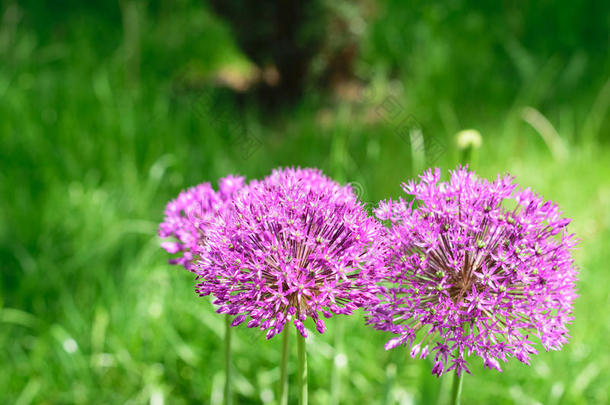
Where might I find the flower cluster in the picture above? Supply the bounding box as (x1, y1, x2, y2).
(159, 175, 245, 271)
(367, 167, 578, 376)
(195, 167, 388, 339)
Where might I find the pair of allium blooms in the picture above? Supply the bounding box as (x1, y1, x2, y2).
(159, 166, 577, 377)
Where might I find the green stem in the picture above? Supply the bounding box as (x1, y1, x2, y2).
(278, 327, 290, 405)
(460, 146, 473, 167)
(224, 315, 232, 405)
(297, 334, 308, 405)
(450, 373, 463, 405)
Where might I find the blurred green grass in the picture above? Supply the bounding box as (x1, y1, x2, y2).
(1, 1, 609, 404)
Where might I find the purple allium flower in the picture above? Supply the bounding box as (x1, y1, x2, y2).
(159, 175, 246, 271)
(367, 167, 578, 376)
(195, 167, 388, 339)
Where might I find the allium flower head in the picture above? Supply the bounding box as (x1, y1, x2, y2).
(196, 167, 388, 339)
(367, 167, 578, 376)
(159, 175, 245, 270)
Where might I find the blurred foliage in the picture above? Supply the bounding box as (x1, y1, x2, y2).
(1, 0, 609, 404)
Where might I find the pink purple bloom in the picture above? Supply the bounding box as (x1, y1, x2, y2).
(195, 167, 388, 339)
(367, 167, 578, 376)
(159, 175, 245, 271)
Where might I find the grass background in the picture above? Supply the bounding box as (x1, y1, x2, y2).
(1, 0, 609, 403)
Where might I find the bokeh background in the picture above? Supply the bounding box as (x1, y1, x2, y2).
(1, 0, 609, 404)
